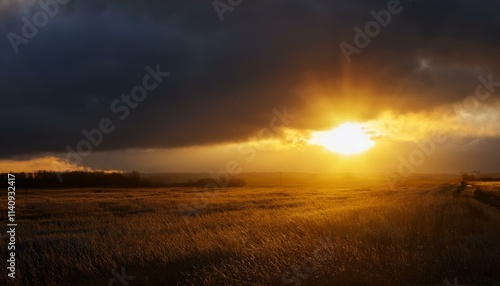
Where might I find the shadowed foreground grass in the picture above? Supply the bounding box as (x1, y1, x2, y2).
(1, 180, 500, 285)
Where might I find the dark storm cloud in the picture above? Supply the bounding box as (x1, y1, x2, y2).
(1, 0, 500, 158)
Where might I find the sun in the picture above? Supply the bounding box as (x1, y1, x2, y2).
(309, 122, 376, 155)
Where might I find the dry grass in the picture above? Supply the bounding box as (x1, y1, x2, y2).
(1, 180, 500, 285)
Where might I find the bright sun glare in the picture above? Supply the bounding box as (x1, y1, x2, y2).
(309, 122, 376, 155)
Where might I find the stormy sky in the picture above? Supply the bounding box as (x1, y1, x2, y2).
(1, 0, 500, 173)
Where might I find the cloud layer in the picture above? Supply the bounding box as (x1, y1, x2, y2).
(1, 0, 500, 160)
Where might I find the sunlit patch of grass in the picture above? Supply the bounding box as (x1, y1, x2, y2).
(0, 183, 499, 285)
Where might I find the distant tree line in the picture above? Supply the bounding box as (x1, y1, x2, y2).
(462, 173, 500, 182)
(1, 171, 159, 188)
(1, 171, 246, 189)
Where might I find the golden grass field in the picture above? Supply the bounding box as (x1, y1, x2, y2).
(2, 179, 500, 286)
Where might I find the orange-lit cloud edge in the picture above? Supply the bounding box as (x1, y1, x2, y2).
(2, 71, 500, 175)
(2, 98, 500, 174)
(0, 156, 122, 174)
